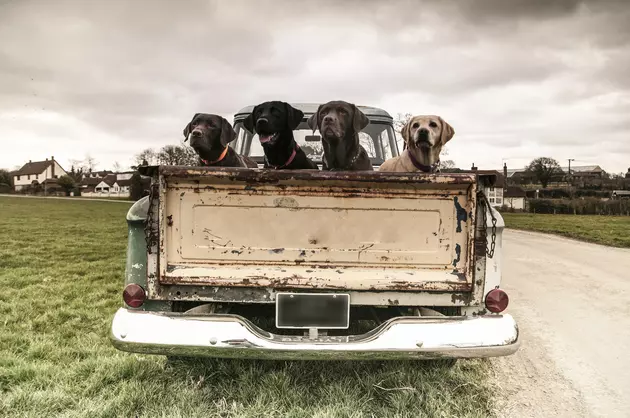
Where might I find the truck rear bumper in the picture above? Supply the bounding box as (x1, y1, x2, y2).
(110, 308, 520, 360)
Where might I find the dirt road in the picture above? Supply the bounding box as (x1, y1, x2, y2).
(493, 229, 630, 418)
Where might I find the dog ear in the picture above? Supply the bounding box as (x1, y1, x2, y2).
(401, 119, 413, 150)
(352, 105, 369, 133)
(285, 103, 304, 130)
(183, 113, 201, 141)
(242, 106, 256, 134)
(306, 105, 321, 132)
(219, 117, 237, 147)
(439, 117, 455, 145)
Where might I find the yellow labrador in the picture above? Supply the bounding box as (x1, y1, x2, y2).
(380, 115, 454, 173)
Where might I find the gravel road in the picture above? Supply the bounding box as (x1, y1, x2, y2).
(493, 229, 630, 418)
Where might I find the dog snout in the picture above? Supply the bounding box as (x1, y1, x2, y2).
(191, 129, 203, 138)
(418, 128, 429, 136)
(323, 115, 334, 124)
(256, 117, 269, 128)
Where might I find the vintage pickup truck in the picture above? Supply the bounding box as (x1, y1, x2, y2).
(110, 104, 520, 360)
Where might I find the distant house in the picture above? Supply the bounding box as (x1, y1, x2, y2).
(12, 156, 68, 192)
(563, 165, 605, 179)
(612, 190, 630, 200)
(80, 172, 135, 197)
(471, 166, 506, 207)
(486, 173, 506, 208)
(504, 186, 527, 210)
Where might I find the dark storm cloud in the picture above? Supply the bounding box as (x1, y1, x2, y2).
(1, 0, 629, 172)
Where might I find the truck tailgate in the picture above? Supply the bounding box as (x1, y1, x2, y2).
(152, 167, 478, 292)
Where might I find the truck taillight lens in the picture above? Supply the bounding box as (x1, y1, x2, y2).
(485, 288, 509, 313)
(123, 284, 146, 308)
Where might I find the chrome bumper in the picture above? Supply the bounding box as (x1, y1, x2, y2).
(110, 308, 520, 360)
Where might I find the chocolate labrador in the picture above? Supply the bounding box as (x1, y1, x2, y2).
(307, 100, 372, 171)
(379, 115, 454, 173)
(242, 101, 318, 170)
(183, 113, 257, 168)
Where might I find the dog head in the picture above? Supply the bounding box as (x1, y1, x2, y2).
(183, 113, 236, 155)
(242, 101, 304, 146)
(307, 100, 369, 142)
(402, 115, 454, 164)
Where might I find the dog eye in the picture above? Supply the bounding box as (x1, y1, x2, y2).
(412, 122, 420, 129)
(429, 121, 438, 128)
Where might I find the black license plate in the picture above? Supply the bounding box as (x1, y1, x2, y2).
(276, 293, 350, 329)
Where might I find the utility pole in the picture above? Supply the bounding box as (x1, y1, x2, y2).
(567, 158, 575, 197)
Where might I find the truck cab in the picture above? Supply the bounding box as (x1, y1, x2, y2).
(231, 104, 399, 169)
(110, 103, 519, 360)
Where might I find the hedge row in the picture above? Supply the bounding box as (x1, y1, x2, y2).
(524, 189, 618, 199)
(528, 198, 630, 216)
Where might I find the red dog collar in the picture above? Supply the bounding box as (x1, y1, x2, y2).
(266, 145, 298, 169)
(201, 146, 229, 165)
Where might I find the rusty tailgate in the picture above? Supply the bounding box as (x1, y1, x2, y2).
(153, 167, 477, 292)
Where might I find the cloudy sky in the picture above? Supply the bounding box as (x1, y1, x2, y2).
(1, 0, 629, 173)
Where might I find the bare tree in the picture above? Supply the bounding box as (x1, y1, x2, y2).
(70, 155, 98, 173)
(112, 161, 122, 172)
(84, 154, 97, 171)
(133, 148, 158, 167)
(157, 145, 198, 166)
(526, 157, 562, 188)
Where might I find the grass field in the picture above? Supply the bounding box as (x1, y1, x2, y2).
(502, 212, 630, 248)
(0, 196, 497, 418)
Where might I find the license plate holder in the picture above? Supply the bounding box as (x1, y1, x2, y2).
(275, 293, 350, 329)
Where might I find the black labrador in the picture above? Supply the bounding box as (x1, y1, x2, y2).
(183, 113, 257, 168)
(307, 100, 373, 171)
(243, 101, 318, 170)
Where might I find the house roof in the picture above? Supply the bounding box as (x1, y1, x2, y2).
(504, 186, 527, 198)
(14, 160, 53, 176)
(117, 179, 132, 186)
(102, 174, 118, 186)
(81, 177, 102, 186)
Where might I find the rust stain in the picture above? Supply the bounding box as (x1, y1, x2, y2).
(452, 243, 461, 267)
(453, 196, 468, 233)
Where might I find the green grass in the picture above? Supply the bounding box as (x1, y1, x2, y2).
(503, 212, 630, 248)
(0, 196, 497, 418)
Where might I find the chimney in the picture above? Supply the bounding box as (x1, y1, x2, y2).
(29, 160, 32, 163)
(46, 158, 48, 161)
(471, 163, 477, 171)
(503, 163, 508, 190)
(51, 156, 54, 160)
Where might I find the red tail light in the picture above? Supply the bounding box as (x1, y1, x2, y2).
(485, 288, 509, 313)
(123, 284, 146, 308)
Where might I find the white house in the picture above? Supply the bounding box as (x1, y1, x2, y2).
(13, 157, 68, 191)
(504, 186, 527, 210)
(81, 173, 132, 197)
